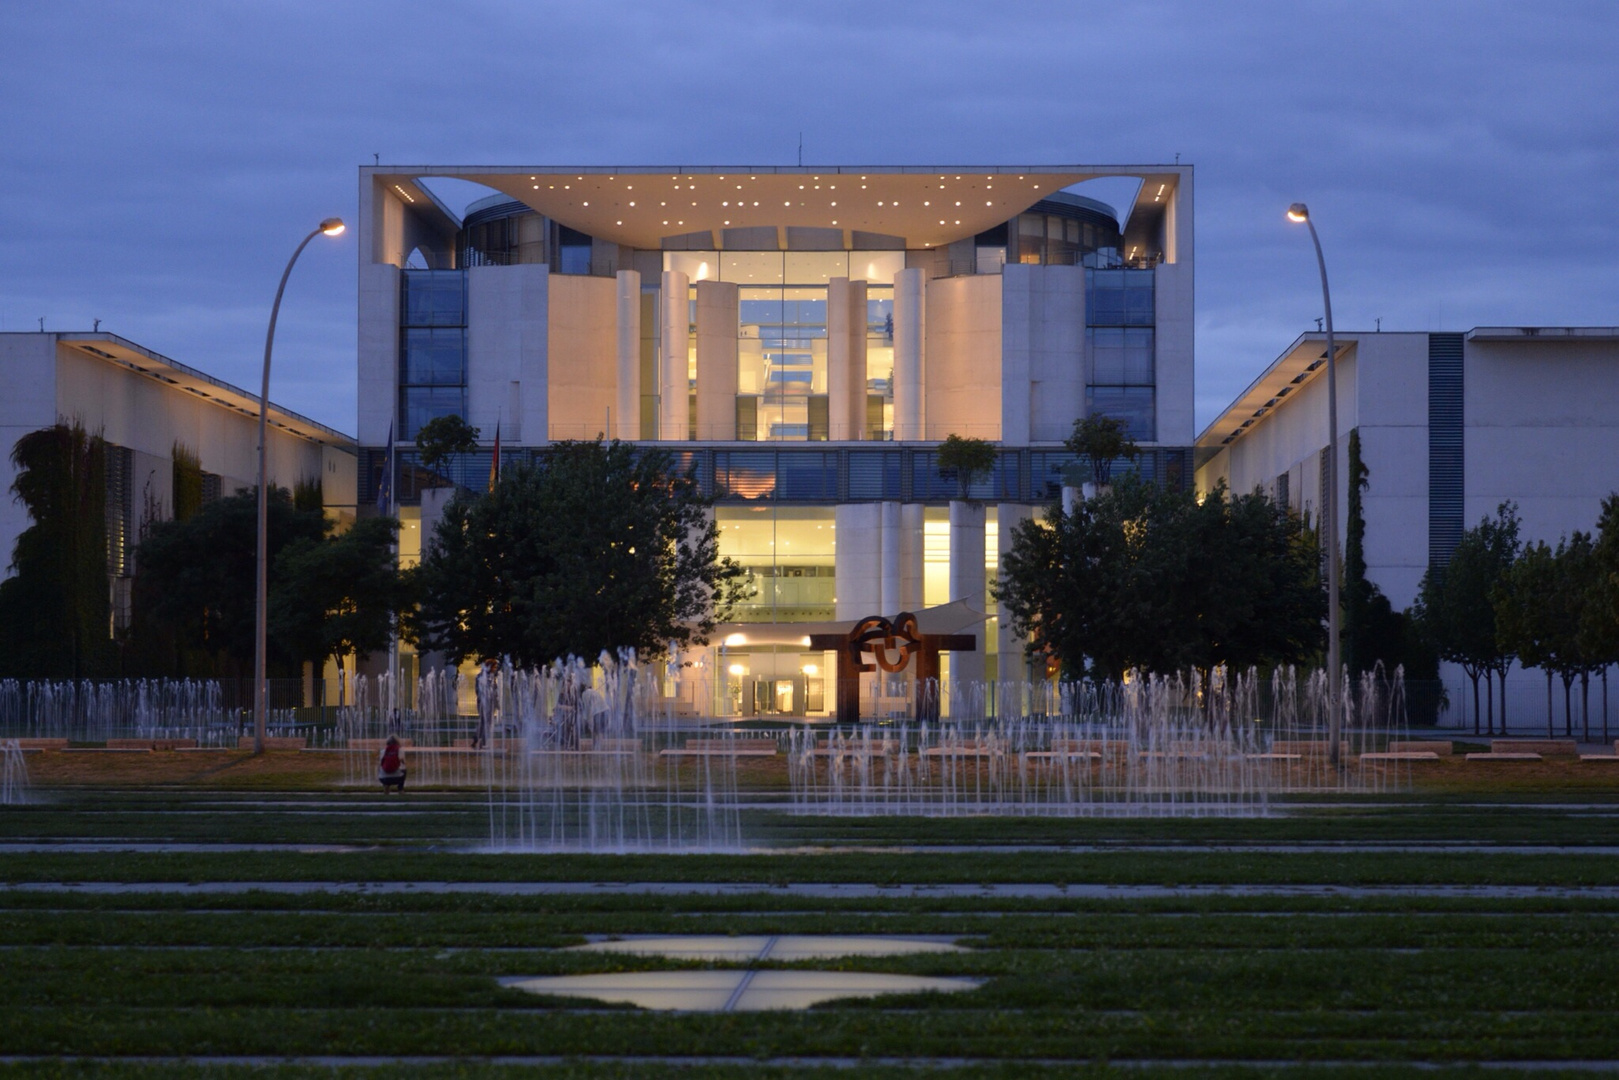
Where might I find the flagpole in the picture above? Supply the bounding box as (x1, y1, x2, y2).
(385, 425, 399, 720)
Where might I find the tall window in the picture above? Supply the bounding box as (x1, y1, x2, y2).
(1086, 268, 1155, 441)
(398, 270, 467, 439)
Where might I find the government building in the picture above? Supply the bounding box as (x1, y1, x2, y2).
(356, 164, 1196, 717)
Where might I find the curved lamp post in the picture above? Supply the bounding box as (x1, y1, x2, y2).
(1287, 202, 1342, 766)
(253, 218, 345, 754)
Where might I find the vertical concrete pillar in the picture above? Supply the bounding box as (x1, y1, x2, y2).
(834, 502, 882, 621)
(615, 270, 641, 441)
(999, 264, 1033, 446)
(893, 267, 925, 441)
(900, 502, 925, 611)
(694, 280, 739, 440)
(879, 500, 901, 615)
(996, 503, 1035, 682)
(948, 500, 987, 687)
(659, 270, 689, 440)
(826, 278, 868, 441)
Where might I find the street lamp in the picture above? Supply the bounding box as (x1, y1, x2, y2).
(253, 217, 345, 754)
(1287, 202, 1342, 766)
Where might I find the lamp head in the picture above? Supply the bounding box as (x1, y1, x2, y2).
(1286, 203, 1310, 223)
(319, 218, 346, 236)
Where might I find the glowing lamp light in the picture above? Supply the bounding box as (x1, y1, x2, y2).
(723, 633, 747, 647)
(802, 664, 819, 676)
(727, 664, 745, 676)
(319, 218, 345, 236)
(1286, 203, 1310, 223)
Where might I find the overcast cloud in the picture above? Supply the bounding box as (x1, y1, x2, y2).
(2, 1, 1615, 437)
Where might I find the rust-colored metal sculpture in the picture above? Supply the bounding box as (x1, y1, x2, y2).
(810, 612, 974, 723)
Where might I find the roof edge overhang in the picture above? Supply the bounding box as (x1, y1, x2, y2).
(52, 332, 356, 448)
(366, 164, 1191, 252)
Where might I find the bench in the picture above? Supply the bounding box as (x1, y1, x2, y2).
(1270, 740, 1351, 758)
(1023, 739, 1104, 762)
(659, 738, 779, 758)
(1580, 741, 1619, 762)
(1359, 751, 1441, 762)
(1388, 740, 1453, 756)
(1465, 752, 1543, 762)
(805, 738, 897, 758)
(10, 738, 68, 751)
(578, 738, 643, 752)
(1491, 739, 1578, 757)
(105, 738, 198, 751)
(236, 736, 308, 751)
(920, 740, 1001, 758)
(346, 738, 416, 750)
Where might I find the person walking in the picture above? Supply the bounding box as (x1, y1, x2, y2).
(473, 657, 500, 750)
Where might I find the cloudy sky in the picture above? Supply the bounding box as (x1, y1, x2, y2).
(3, 1, 1615, 437)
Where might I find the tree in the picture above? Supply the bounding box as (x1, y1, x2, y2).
(0, 423, 114, 678)
(995, 478, 1323, 683)
(1494, 539, 1563, 737)
(414, 414, 480, 487)
(172, 442, 204, 522)
(1414, 503, 1521, 734)
(1342, 429, 1436, 705)
(408, 439, 749, 667)
(936, 434, 997, 500)
(1066, 414, 1140, 489)
(269, 517, 405, 690)
(132, 487, 329, 677)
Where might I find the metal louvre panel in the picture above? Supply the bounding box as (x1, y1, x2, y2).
(1428, 333, 1465, 568)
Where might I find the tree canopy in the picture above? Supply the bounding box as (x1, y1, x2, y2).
(269, 516, 406, 672)
(408, 439, 749, 667)
(995, 478, 1323, 682)
(132, 488, 332, 676)
(936, 434, 996, 500)
(414, 414, 480, 486)
(1413, 502, 1520, 732)
(0, 423, 113, 678)
(1066, 414, 1141, 488)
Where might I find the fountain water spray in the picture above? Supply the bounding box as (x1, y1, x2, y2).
(1, 739, 29, 805)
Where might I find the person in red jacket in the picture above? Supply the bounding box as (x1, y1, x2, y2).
(378, 736, 407, 794)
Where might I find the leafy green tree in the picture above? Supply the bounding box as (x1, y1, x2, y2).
(1414, 503, 1521, 734)
(1494, 539, 1564, 737)
(171, 442, 204, 522)
(936, 434, 997, 500)
(414, 414, 480, 487)
(132, 488, 329, 677)
(408, 439, 749, 667)
(1590, 495, 1619, 740)
(1342, 429, 1436, 706)
(1066, 414, 1140, 488)
(0, 423, 114, 678)
(995, 478, 1323, 683)
(269, 517, 405, 689)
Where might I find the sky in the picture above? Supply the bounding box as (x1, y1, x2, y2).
(3, 1, 1615, 438)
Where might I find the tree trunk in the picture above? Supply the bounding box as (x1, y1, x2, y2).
(1485, 674, 1495, 737)
(1563, 675, 1574, 737)
(1604, 668, 1610, 744)
(1471, 672, 1481, 736)
(1581, 670, 1590, 742)
(1499, 668, 1509, 735)
(1547, 670, 1554, 738)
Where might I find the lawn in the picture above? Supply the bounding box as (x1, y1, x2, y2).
(2, 755, 1618, 1077)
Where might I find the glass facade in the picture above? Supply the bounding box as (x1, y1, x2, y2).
(715, 506, 836, 623)
(664, 251, 902, 441)
(1086, 268, 1156, 441)
(398, 270, 467, 439)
